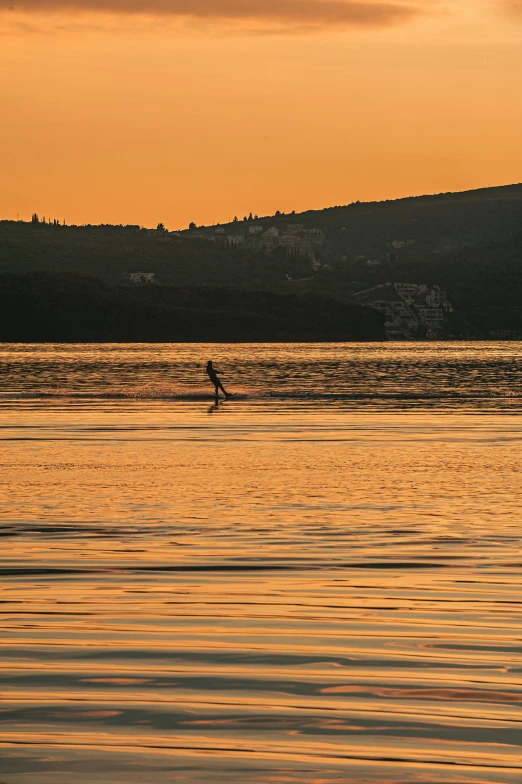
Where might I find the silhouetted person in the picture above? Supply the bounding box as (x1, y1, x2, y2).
(206, 360, 231, 399)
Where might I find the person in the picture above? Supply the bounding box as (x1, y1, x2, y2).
(206, 360, 231, 399)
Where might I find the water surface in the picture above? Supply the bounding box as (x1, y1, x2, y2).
(1, 343, 522, 783)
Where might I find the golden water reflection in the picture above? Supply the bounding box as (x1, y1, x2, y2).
(1, 344, 522, 783)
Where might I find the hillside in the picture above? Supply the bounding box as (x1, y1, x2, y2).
(1, 183, 522, 338)
(186, 183, 522, 255)
(0, 273, 385, 342)
(0, 220, 314, 289)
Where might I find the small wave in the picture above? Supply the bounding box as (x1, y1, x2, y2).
(0, 387, 250, 401)
(268, 390, 522, 399)
(0, 388, 520, 402)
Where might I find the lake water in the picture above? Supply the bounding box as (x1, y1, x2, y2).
(1, 342, 522, 784)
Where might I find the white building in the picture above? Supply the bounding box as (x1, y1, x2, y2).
(279, 233, 302, 251)
(125, 272, 155, 284)
(416, 307, 445, 329)
(426, 285, 452, 310)
(226, 234, 245, 246)
(287, 223, 304, 234)
(394, 283, 428, 303)
(354, 281, 453, 339)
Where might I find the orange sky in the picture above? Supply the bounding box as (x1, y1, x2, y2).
(1, 0, 522, 229)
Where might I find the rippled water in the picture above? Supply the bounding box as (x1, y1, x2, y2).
(1, 343, 522, 783)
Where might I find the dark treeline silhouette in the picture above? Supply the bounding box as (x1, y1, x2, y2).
(0, 272, 385, 342)
(1, 183, 522, 335)
(188, 183, 522, 244)
(0, 220, 313, 288)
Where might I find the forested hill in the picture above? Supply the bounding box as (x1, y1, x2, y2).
(0, 219, 315, 288)
(0, 273, 385, 342)
(1, 182, 522, 337)
(187, 183, 522, 253)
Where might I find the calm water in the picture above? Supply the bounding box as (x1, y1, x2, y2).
(1, 342, 522, 784)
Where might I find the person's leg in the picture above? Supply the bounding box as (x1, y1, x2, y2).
(217, 379, 229, 397)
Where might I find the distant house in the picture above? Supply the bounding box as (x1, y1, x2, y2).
(426, 285, 451, 310)
(254, 227, 280, 251)
(302, 229, 325, 250)
(125, 272, 156, 284)
(415, 305, 445, 330)
(353, 283, 419, 339)
(215, 226, 225, 234)
(394, 283, 428, 303)
(287, 223, 304, 234)
(248, 225, 263, 234)
(354, 282, 453, 339)
(279, 233, 302, 252)
(226, 233, 245, 246)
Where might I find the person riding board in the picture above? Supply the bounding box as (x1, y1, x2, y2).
(206, 360, 232, 399)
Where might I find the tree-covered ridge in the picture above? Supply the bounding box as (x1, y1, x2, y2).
(187, 182, 522, 253)
(0, 220, 313, 288)
(1, 182, 522, 337)
(0, 272, 385, 342)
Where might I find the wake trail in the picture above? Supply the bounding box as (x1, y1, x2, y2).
(0, 387, 520, 401)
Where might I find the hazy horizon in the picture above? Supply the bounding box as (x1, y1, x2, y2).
(2, 0, 522, 228)
(4, 178, 522, 231)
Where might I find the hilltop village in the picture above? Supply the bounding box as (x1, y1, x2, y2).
(190, 221, 326, 264)
(181, 221, 454, 340)
(1, 184, 521, 340)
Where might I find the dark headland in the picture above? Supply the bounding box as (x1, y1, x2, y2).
(0, 273, 385, 342)
(1, 183, 521, 341)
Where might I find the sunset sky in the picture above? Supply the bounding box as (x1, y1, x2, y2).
(1, 0, 521, 229)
